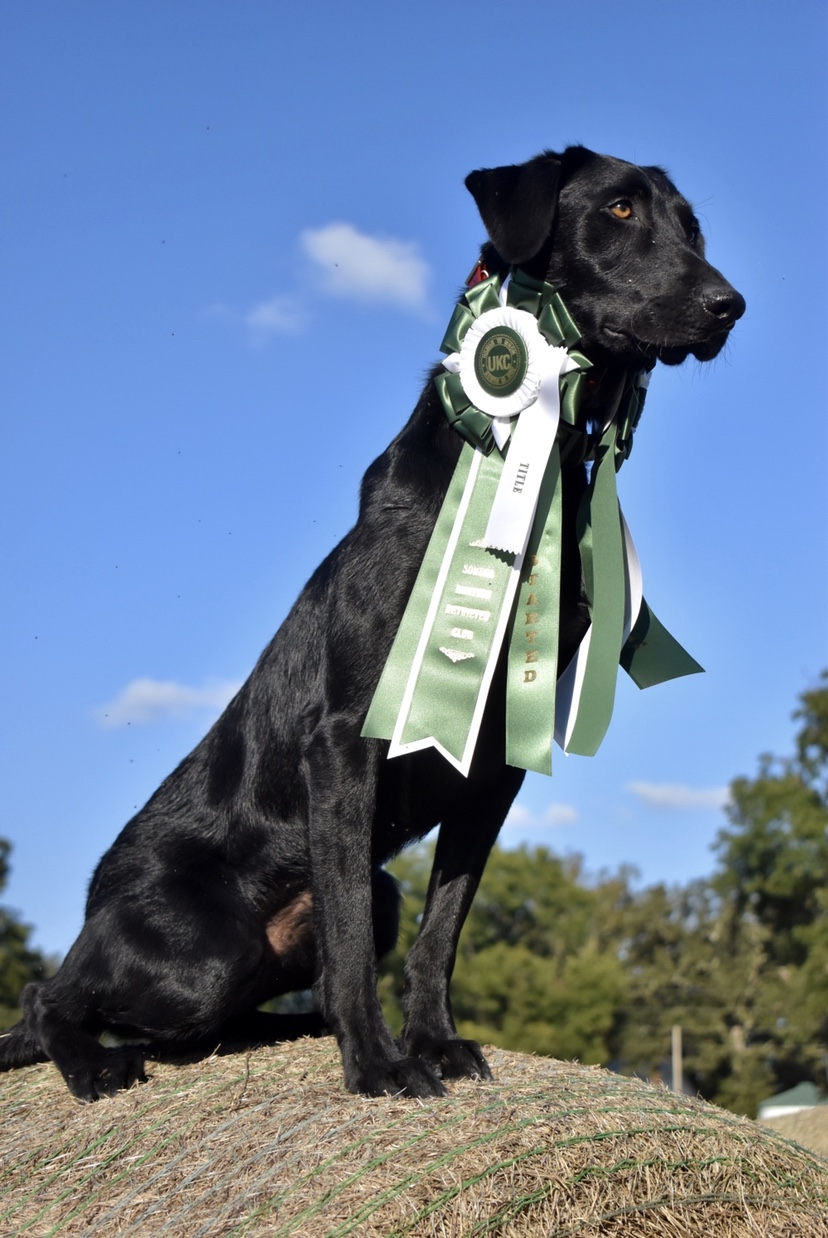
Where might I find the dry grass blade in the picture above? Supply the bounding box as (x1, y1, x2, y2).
(1, 1039, 826, 1236)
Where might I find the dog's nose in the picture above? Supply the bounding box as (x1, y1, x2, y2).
(702, 284, 746, 324)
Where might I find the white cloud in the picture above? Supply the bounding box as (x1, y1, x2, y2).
(244, 295, 308, 341)
(207, 222, 431, 344)
(544, 803, 579, 826)
(300, 222, 431, 311)
(504, 802, 534, 829)
(205, 297, 307, 343)
(504, 801, 578, 830)
(95, 678, 242, 729)
(626, 781, 730, 811)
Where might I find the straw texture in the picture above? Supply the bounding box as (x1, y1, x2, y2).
(1, 1038, 826, 1236)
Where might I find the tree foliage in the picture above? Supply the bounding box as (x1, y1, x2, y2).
(380, 845, 630, 1066)
(380, 673, 828, 1117)
(704, 670, 828, 1109)
(714, 674, 828, 962)
(0, 840, 54, 1030)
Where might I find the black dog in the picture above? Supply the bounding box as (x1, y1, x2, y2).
(1, 147, 744, 1101)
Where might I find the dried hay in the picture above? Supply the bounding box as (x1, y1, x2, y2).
(762, 1108, 828, 1159)
(1, 1038, 826, 1236)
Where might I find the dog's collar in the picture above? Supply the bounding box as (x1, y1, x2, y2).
(465, 257, 490, 287)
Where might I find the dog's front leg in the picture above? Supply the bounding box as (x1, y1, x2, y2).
(399, 768, 523, 1081)
(303, 717, 446, 1098)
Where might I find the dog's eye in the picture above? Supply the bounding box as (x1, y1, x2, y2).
(688, 224, 701, 248)
(609, 200, 633, 220)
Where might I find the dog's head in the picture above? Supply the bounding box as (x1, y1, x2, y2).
(465, 147, 745, 368)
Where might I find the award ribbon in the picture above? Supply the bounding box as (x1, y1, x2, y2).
(362, 269, 702, 777)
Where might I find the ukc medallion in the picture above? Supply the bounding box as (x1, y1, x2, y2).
(473, 326, 528, 399)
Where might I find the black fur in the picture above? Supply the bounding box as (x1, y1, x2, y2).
(0, 147, 744, 1101)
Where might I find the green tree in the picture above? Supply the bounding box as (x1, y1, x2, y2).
(616, 673, 828, 1116)
(0, 839, 54, 1029)
(612, 878, 782, 1114)
(454, 941, 624, 1062)
(709, 672, 828, 1103)
(381, 843, 629, 1065)
(714, 673, 828, 965)
(378, 675, 828, 1118)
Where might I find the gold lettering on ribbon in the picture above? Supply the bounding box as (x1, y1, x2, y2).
(522, 556, 542, 686)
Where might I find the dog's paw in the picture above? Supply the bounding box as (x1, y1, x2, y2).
(406, 1035, 493, 1081)
(345, 1053, 447, 1099)
(62, 1046, 148, 1102)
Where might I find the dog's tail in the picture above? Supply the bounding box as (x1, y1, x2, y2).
(0, 1020, 48, 1071)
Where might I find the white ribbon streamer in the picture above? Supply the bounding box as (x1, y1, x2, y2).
(443, 305, 579, 557)
(482, 345, 576, 554)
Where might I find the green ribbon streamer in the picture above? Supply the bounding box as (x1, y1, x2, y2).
(362, 446, 476, 744)
(564, 422, 627, 756)
(363, 269, 702, 776)
(505, 443, 563, 775)
(362, 445, 519, 769)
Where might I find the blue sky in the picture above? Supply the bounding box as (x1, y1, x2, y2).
(2, 1, 826, 956)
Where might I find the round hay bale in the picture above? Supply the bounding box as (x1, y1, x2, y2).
(1, 1038, 826, 1236)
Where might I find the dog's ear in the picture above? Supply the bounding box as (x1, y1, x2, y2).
(465, 156, 562, 265)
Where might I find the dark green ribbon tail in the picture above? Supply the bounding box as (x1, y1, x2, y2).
(621, 601, 704, 688)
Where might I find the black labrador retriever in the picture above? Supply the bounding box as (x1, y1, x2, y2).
(1, 146, 744, 1101)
